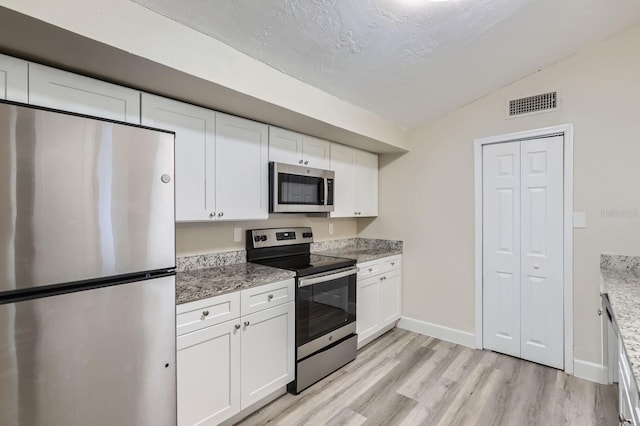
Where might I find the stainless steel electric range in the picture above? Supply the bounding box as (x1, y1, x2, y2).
(246, 227, 357, 394)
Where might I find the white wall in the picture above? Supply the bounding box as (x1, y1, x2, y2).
(177, 216, 357, 257)
(360, 24, 640, 364)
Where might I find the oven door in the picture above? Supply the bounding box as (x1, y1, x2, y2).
(296, 267, 357, 359)
(270, 162, 334, 213)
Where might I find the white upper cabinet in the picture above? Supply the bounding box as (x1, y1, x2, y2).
(0, 53, 27, 103)
(141, 94, 215, 222)
(141, 95, 268, 222)
(29, 63, 141, 123)
(215, 113, 269, 221)
(330, 144, 378, 218)
(354, 149, 379, 217)
(269, 126, 330, 169)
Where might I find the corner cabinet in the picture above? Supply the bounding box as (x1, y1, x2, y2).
(0, 53, 27, 102)
(330, 144, 378, 218)
(141, 94, 268, 222)
(28, 63, 141, 123)
(268, 126, 330, 170)
(356, 255, 401, 348)
(176, 279, 295, 426)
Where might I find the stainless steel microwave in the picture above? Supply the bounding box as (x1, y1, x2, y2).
(269, 162, 335, 213)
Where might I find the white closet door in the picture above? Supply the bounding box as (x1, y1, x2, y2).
(520, 136, 564, 369)
(482, 142, 522, 358)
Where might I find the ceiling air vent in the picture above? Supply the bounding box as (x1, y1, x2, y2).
(508, 91, 558, 118)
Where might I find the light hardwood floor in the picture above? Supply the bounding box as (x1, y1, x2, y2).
(237, 328, 617, 426)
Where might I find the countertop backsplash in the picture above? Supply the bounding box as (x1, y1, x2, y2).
(311, 237, 402, 253)
(176, 250, 246, 272)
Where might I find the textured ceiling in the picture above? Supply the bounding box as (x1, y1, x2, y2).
(132, 0, 640, 130)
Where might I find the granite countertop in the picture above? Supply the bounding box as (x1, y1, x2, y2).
(600, 265, 640, 389)
(314, 247, 403, 264)
(176, 262, 295, 305)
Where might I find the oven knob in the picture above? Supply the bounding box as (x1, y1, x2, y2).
(254, 236, 261, 242)
(260, 235, 268, 242)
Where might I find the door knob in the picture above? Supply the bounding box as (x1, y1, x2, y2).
(299, 160, 303, 164)
(304, 161, 308, 165)
(235, 324, 241, 330)
(218, 212, 224, 217)
(533, 263, 540, 269)
(244, 321, 250, 327)
(268, 294, 274, 300)
(202, 310, 209, 317)
(209, 212, 215, 219)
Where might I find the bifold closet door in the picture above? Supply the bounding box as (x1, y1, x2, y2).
(483, 136, 564, 369)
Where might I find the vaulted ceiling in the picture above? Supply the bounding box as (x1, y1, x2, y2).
(132, 0, 640, 130)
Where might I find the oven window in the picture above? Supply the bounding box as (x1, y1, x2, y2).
(297, 273, 356, 347)
(278, 173, 324, 205)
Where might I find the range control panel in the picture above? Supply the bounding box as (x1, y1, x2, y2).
(247, 227, 314, 249)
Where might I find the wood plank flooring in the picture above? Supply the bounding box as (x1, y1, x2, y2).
(237, 328, 617, 426)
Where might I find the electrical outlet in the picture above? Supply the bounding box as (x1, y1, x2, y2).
(233, 227, 242, 242)
(329, 223, 334, 235)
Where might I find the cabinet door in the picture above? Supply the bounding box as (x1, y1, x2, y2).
(215, 113, 269, 221)
(0, 53, 27, 103)
(302, 135, 330, 169)
(269, 126, 302, 165)
(141, 94, 216, 222)
(241, 302, 294, 409)
(379, 269, 401, 328)
(177, 320, 240, 426)
(329, 143, 356, 218)
(356, 275, 380, 344)
(29, 63, 140, 123)
(355, 150, 379, 217)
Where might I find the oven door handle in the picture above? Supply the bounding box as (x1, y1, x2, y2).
(298, 266, 357, 288)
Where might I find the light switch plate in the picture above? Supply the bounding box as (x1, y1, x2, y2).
(329, 223, 334, 235)
(573, 212, 586, 228)
(233, 227, 242, 242)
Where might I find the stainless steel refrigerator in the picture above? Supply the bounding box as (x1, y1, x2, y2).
(0, 102, 177, 425)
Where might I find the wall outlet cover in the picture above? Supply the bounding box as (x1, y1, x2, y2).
(233, 227, 242, 242)
(329, 223, 334, 235)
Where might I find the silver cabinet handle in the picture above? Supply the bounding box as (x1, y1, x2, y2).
(299, 159, 303, 164)
(235, 324, 241, 330)
(202, 310, 209, 317)
(268, 294, 274, 300)
(244, 321, 250, 327)
(368, 268, 373, 272)
(304, 160, 308, 165)
(391, 262, 395, 266)
(209, 212, 215, 219)
(218, 212, 224, 217)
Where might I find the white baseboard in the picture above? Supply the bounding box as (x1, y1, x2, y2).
(573, 359, 607, 384)
(397, 316, 476, 348)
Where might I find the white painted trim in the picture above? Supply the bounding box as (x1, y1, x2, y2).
(574, 359, 607, 384)
(398, 316, 476, 348)
(473, 124, 574, 375)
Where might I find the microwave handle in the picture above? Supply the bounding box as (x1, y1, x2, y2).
(323, 177, 327, 205)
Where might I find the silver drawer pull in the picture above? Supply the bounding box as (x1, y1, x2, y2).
(368, 268, 373, 272)
(268, 294, 274, 300)
(235, 324, 241, 330)
(244, 321, 250, 327)
(391, 262, 395, 266)
(202, 310, 210, 317)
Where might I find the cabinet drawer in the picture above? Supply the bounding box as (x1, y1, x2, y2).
(241, 279, 295, 315)
(380, 256, 401, 273)
(357, 261, 381, 279)
(177, 292, 240, 336)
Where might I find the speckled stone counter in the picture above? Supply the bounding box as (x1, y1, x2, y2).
(313, 237, 403, 263)
(176, 263, 295, 305)
(600, 254, 640, 389)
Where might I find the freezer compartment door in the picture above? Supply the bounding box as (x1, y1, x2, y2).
(0, 102, 175, 292)
(0, 275, 176, 426)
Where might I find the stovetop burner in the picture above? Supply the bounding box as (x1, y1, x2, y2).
(245, 227, 356, 276)
(254, 253, 356, 277)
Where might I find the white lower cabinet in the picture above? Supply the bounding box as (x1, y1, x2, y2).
(176, 279, 295, 425)
(177, 320, 240, 426)
(356, 255, 402, 348)
(619, 338, 640, 425)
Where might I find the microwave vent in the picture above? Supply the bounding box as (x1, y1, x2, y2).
(508, 91, 558, 117)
